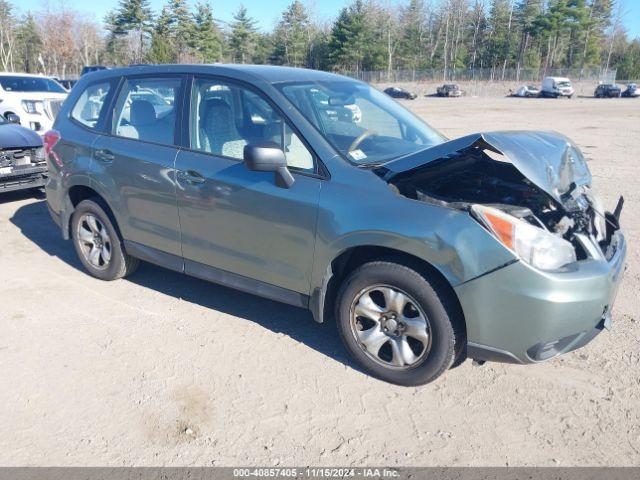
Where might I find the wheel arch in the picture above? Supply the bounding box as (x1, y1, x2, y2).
(63, 184, 121, 240)
(310, 244, 467, 342)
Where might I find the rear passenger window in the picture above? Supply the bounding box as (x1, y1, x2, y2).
(113, 77, 181, 146)
(71, 81, 112, 129)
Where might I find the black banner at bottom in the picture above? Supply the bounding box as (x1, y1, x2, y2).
(0, 468, 638, 480)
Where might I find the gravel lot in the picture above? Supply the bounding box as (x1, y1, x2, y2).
(0, 97, 638, 466)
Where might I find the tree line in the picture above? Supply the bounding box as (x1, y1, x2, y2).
(0, 0, 639, 81)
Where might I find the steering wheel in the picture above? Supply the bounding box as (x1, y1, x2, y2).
(348, 129, 378, 153)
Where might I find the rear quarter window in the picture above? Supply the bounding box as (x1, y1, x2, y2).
(70, 81, 114, 130)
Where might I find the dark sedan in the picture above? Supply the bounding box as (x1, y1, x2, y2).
(0, 114, 46, 193)
(383, 87, 417, 100)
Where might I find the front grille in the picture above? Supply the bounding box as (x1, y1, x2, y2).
(0, 148, 44, 169)
(45, 99, 64, 120)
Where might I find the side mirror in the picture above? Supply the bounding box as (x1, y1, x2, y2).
(244, 142, 294, 188)
(6, 113, 21, 124)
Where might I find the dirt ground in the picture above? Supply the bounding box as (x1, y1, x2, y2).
(0, 97, 638, 467)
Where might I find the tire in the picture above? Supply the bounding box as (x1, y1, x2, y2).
(71, 198, 139, 281)
(335, 261, 463, 386)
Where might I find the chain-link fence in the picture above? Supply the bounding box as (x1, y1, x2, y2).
(344, 68, 617, 84)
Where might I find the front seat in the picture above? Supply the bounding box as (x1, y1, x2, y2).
(200, 98, 247, 159)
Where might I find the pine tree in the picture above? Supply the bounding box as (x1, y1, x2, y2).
(229, 5, 258, 63)
(146, 6, 173, 63)
(399, 0, 428, 72)
(112, 0, 154, 63)
(328, 0, 369, 72)
(191, 2, 224, 63)
(15, 13, 42, 73)
(271, 1, 311, 67)
(167, 0, 195, 61)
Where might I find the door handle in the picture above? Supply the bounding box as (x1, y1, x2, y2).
(177, 169, 206, 185)
(94, 149, 114, 163)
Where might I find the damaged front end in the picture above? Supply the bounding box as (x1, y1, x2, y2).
(0, 146, 48, 193)
(376, 131, 623, 271)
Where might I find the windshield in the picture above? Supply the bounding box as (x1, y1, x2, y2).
(0, 76, 66, 93)
(557, 81, 571, 88)
(279, 81, 445, 165)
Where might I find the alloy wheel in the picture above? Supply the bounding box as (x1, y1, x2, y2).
(349, 284, 431, 369)
(76, 213, 112, 270)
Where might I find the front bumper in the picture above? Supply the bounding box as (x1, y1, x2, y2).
(455, 231, 627, 364)
(0, 165, 48, 193)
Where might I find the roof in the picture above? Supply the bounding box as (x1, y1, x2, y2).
(82, 64, 355, 85)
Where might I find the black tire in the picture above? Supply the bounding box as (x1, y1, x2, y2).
(71, 198, 139, 280)
(335, 261, 463, 386)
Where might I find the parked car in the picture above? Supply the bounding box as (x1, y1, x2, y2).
(45, 65, 626, 386)
(540, 76, 574, 98)
(0, 73, 68, 135)
(594, 83, 622, 98)
(0, 113, 46, 193)
(383, 87, 417, 100)
(436, 84, 462, 97)
(621, 83, 640, 98)
(310, 88, 362, 122)
(80, 65, 108, 76)
(512, 85, 540, 98)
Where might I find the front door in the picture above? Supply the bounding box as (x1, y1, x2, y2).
(175, 77, 322, 296)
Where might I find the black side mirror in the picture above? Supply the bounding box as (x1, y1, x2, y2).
(244, 142, 294, 188)
(6, 113, 21, 124)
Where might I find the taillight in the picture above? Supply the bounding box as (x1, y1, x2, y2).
(43, 129, 62, 167)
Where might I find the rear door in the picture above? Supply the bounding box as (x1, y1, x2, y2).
(174, 76, 322, 297)
(47, 78, 117, 214)
(91, 75, 185, 260)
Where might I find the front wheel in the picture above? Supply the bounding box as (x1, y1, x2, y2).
(71, 199, 139, 281)
(335, 261, 463, 386)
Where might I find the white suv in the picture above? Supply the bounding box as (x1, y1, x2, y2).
(0, 73, 68, 134)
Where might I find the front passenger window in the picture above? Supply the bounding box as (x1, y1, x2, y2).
(113, 77, 181, 146)
(190, 78, 315, 173)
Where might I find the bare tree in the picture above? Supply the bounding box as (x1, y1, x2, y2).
(0, 0, 16, 71)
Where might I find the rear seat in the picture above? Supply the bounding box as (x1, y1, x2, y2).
(117, 99, 174, 144)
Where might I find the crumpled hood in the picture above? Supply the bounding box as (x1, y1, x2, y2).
(0, 123, 43, 148)
(378, 130, 591, 205)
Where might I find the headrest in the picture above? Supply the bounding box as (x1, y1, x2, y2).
(130, 100, 156, 126)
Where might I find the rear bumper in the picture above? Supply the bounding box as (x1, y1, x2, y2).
(455, 231, 627, 364)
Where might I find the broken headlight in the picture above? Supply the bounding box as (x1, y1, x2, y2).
(472, 205, 576, 271)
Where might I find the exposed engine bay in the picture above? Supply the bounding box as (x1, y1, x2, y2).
(376, 132, 623, 264)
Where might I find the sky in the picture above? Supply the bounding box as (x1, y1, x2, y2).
(13, 0, 640, 40)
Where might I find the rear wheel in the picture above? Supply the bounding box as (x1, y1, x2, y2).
(336, 261, 462, 386)
(71, 199, 139, 280)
